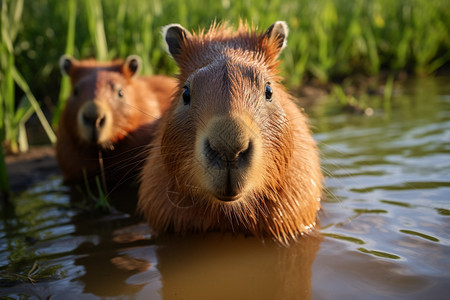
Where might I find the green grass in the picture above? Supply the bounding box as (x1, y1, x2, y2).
(1, 0, 449, 194)
(1, 0, 57, 195)
(52, 0, 76, 127)
(80, 172, 112, 212)
(17, 0, 450, 99)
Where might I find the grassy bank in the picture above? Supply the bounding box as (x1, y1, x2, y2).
(17, 0, 450, 91)
(1, 0, 449, 194)
(10, 0, 450, 110)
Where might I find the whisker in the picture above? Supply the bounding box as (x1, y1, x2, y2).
(117, 98, 162, 121)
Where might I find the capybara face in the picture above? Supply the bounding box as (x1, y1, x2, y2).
(56, 55, 178, 185)
(139, 21, 322, 244)
(70, 71, 138, 147)
(60, 56, 142, 148)
(163, 57, 292, 202)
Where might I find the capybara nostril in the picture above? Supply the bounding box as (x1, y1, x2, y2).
(96, 114, 106, 129)
(204, 137, 252, 169)
(80, 102, 107, 130)
(76, 101, 114, 144)
(204, 139, 221, 168)
(81, 111, 104, 127)
(237, 140, 252, 166)
(81, 113, 90, 126)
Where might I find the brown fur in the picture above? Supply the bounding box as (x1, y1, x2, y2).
(56, 56, 177, 185)
(138, 22, 323, 244)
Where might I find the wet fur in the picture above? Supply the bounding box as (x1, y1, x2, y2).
(138, 22, 322, 244)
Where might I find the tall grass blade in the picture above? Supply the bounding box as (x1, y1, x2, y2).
(53, 0, 77, 127)
(383, 75, 394, 116)
(1, 1, 18, 153)
(363, 22, 380, 75)
(426, 52, 450, 74)
(0, 2, 10, 195)
(18, 122, 28, 153)
(15, 96, 34, 153)
(64, 0, 76, 56)
(10, 0, 23, 40)
(84, 0, 108, 60)
(2, 52, 16, 152)
(12, 67, 57, 144)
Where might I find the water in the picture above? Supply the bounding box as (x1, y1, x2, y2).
(1, 77, 449, 299)
(311, 76, 450, 299)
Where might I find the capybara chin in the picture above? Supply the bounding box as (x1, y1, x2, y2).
(56, 55, 176, 185)
(138, 21, 323, 244)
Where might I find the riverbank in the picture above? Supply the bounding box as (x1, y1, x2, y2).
(5, 146, 59, 193)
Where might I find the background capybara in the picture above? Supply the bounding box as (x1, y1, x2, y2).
(56, 55, 176, 186)
(138, 21, 323, 244)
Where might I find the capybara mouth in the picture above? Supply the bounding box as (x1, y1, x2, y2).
(79, 129, 112, 148)
(213, 193, 242, 202)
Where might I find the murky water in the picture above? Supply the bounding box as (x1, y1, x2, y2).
(1, 77, 449, 299)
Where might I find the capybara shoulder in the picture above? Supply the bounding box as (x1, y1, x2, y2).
(138, 22, 323, 244)
(56, 55, 176, 185)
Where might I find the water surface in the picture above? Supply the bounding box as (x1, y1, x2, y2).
(311, 76, 450, 299)
(1, 77, 449, 299)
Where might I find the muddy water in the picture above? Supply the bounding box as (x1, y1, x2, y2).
(1, 77, 449, 299)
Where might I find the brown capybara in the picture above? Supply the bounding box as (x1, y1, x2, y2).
(56, 55, 176, 186)
(138, 21, 323, 244)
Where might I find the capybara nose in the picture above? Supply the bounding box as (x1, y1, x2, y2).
(81, 103, 106, 130)
(78, 101, 110, 143)
(204, 117, 253, 169)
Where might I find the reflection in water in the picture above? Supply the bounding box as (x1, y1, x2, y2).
(156, 234, 321, 300)
(0, 184, 155, 298)
(1, 77, 449, 299)
(74, 249, 148, 296)
(71, 214, 149, 297)
(67, 186, 155, 297)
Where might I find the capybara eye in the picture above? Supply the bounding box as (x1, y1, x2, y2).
(118, 88, 124, 98)
(182, 86, 190, 105)
(73, 86, 79, 98)
(265, 83, 273, 102)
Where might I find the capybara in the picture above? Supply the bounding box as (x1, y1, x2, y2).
(138, 21, 323, 244)
(56, 55, 176, 185)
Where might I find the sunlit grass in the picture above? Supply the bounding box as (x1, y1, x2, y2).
(17, 0, 450, 109)
(1, 0, 57, 195)
(52, 0, 76, 127)
(1, 0, 449, 194)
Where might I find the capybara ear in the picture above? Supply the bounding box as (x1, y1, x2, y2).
(262, 21, 289, 56)
(162, 24, 192, 59)
(59, 55, 75, 76)
(123, 55, 142, 77)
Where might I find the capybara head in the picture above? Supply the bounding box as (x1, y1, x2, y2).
(59, 55, 150, 148)
(56, 55, 176, 185)
(138, 21, 323, 244)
